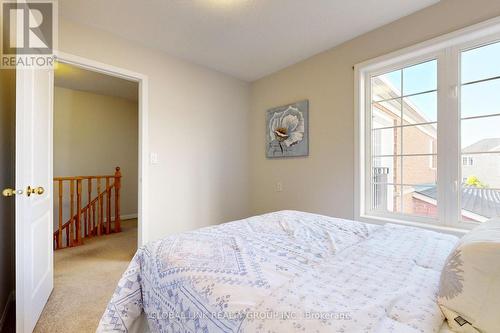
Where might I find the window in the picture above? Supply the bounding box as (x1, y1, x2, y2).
(356, 19, 500, 229)
(462, 157, 473, 166)
(370, 60, 438, 218)
(460, 41, 500, 223)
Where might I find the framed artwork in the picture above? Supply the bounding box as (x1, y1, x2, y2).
(266, 100, 309, 158)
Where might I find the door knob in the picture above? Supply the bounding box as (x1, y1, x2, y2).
(26, 186, 44, 197)
(2, 188, 23, 197)
(2, 186, 44, 197)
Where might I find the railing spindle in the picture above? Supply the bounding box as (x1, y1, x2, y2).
(87, 178, 92, 213)
(83, 206, 87, 237)
(92, 201, 96, 236)
(97, 178, 102, 236)
(76, 178, 82, 245)
(114, 167, 121, 233)
(66, 223, 69, 247)
(87, 178, 92, 237)
(69, 180, 75, 247)
(106, 177, 111, 234)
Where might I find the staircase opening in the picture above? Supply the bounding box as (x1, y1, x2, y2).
(34, 60, 140, 332)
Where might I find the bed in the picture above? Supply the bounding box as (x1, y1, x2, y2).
(97, 210, 459, 332)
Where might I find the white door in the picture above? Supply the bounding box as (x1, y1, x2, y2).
(15, 66, 54, 333)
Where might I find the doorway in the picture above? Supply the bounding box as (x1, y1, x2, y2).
(13, 53, 149, 333)
(53, 53, 149, 248)
(34, 60, 140, 332)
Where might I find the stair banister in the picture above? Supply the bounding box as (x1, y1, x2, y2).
(53, 167, 122, 250)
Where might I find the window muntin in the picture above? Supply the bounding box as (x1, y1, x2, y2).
(369, 60, 438, 219)
(460, 41, 500, 223)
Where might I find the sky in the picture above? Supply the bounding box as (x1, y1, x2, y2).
(377, 41, 500, 150)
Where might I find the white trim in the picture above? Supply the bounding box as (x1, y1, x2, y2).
(412, 192, 437, 205)
(353, 61, 364, 220)
(53, 51, 149, 247)
(358, 214, 468, 237)
(355, 16, 500, 73)
(355, 15, 500, 230)
(461, 210, 488, 223)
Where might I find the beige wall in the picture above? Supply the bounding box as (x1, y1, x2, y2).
(58, 18, 251, 240)
(249, 0, 500, 219)
(57, 0, 500, 236)
(0, 69, 15, 321)
(54, 87, 138, 224)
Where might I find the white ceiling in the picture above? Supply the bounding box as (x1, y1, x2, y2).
(59, 0, 439, 81)
(55, 62, 139, 102)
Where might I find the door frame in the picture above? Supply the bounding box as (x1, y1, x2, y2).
(53, 51, 149, 247)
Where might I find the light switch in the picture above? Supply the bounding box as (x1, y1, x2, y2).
(150, 152, 159, 165)
(276, 182, 283, 192)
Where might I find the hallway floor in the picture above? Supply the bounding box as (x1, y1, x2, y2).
(34, 219, 137, 333)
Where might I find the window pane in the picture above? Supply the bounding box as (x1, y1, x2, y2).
(462, 153, 500, 189)
(461, 116, 500, 152)
(369, 59, 438, 220)
(372, 127, 401, 156)
(372, 99, 401, 128)
(402, 124, 437, 155)
(372, 157, 398, 183)
(372, 70, 401, 101)
(404, 185, 438, 218)
(461, 78, 500, 118)
(402, 60, 437, 96)
(371, 183, 401, 213)
(462, 41, 500, 84)
(402, 155, 437, 185)
(461, 42, 500, 224)
(461, 186, 500, 223)
(403, 91, 437, 123)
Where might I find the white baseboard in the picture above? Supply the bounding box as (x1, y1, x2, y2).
(102, 213, 137, 223)
(0, 291, 14, 332)
(121, 213, 138, 220)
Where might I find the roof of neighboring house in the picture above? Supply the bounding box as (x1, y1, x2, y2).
(415, 185, 500, 219)
(372, 77, 437, 134)
(462, 138, 500, 153)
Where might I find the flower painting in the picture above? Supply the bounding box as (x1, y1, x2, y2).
(266, 100, 309, 158)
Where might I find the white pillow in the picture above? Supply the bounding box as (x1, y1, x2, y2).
(438, 219, 500, 333)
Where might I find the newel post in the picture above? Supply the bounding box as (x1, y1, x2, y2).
(114, 167, 121, 232)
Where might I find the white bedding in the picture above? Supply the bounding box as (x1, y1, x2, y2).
(131, 314, 455, 333)
(98, 211, 458, 332)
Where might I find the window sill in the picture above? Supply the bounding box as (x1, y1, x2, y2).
(358, 214, 470, 237)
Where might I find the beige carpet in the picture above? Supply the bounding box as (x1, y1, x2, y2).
(34, 219, 137, 333)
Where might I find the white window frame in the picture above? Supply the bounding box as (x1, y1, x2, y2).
(354, 16, 500, 233)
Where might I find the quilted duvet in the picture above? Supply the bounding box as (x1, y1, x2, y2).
(98, 211, 458, 333)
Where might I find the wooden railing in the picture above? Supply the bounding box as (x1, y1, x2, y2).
(53, 167, 121, 250)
